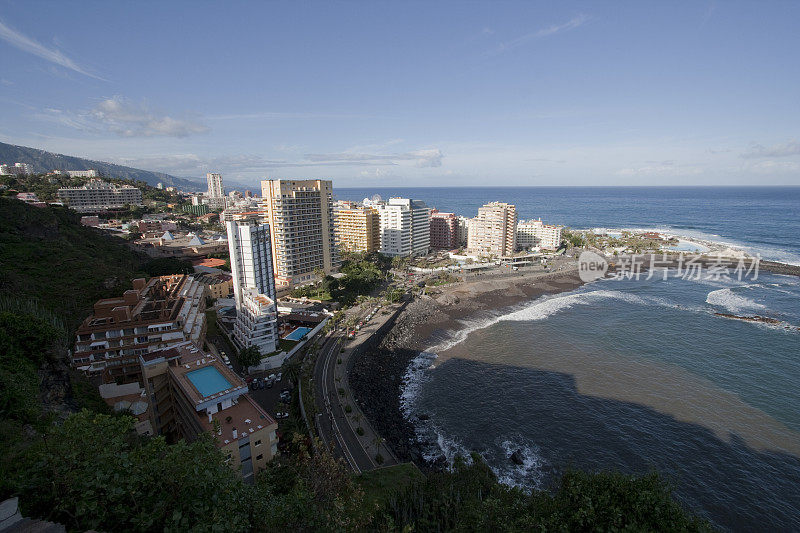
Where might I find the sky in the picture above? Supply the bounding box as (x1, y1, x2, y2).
(1, 1, 799, 188)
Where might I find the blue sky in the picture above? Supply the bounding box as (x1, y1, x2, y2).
(1, 1, 799, 188)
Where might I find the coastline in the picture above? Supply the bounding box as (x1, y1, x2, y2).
(348, 255, 800, 470)
(348, 265, 585, 468)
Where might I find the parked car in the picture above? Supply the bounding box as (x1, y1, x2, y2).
(268, 373, 276, 381)
(275, 412, 289, 419)
(266, 380, 274, 389)
(276, 372, 282, 382)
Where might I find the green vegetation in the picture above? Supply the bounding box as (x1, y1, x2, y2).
(0, 198, 148, 331)
(0, 199, 710, 532)
(368, 454, 711, 531)
(141, 256, 194, 276)
(237, 345, 262, 367)
(290, 251, 390, 305)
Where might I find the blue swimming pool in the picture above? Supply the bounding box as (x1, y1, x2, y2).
(284, 326, 312, 341)
(186, 366, 231, 397)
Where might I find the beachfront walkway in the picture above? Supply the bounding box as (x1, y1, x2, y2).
(313, 300, 401, 472)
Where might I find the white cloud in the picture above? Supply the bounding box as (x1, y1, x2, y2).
(487, 13, 589, 55)
(304, 148, 443, 167)
(617, 161, 702, 177)
(91, 96, 209, 138)
(740, 140, 800, 159)
(0, 19, 105, 80)
(747, 160, 800, 174)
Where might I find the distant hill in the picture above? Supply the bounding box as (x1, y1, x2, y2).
(0, 141, 203, 191)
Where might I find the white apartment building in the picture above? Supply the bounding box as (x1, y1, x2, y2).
(260, 179, 338, 288)
(226, 220, 276, 302)
(516, 219, 564, 250)
(377, 198, 431, 257)
(207, 172, 225, 198)
(66, 170, 100, 178)
(57, 179, 143, 212)
(456, 215, 470, 248)
(0, 163, 34, 175)
(467, 202, 517, 257)
(233, 288, 278, 356)
(226, 220, 278, 355)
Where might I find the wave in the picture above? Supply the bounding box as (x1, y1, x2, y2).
(585, 226, 800, 265)
(494, 438, 546, 490)
(399, 351, 438, 418)
(706, 287, 767, 314)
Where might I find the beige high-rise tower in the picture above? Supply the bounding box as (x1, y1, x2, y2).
(260, 179, 338, 288)
(467, 201, 517, 257)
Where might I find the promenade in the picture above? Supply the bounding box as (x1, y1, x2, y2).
(313, 300, 402, 472)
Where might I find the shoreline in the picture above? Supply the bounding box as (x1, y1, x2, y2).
(348, 265, 585, 468)
(348, 255, 800, 470)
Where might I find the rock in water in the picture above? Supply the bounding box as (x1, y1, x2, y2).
(510, 449, 525, 465)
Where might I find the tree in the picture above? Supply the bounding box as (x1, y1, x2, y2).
(282, 358, 302, 385)
(142, 257, 193, 276)
(11, 411, 256, 532)
(237, 345, 262, 367)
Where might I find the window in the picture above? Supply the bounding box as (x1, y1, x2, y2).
(254, 439, 262, 447)
(256, 454, 263, 460)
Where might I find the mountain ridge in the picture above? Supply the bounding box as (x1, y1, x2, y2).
(0, 141, 204, 191)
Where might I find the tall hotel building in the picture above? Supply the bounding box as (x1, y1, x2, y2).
(467, 202, 517, 257)
(334, 200, 381, 253)
(260, 179, 338, 288)
(206, 172, 227, 209)
(377, 198, 431, 257)
(226, 219, 278, 355)
(207, 172, 225, 198)
(429, 209, 458, 250)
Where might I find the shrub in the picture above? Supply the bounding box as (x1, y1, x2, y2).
(345, 404, 352, 413)
(356, 427, 364, 436)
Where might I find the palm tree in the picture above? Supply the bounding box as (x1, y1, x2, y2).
(282, 359, 301, 384)
(371, 435, 385, 452)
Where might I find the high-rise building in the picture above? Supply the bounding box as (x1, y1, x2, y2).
(467, 202, 517, 257)
(516, 219, 563, 250)
(207, 172, 224, 198)
(429, 209, 458, 249)
(334, 201, 381, 253)
(376, 198, 431, 256)
(456, 215, 470, 248)
(226, 220, 278, 355)
(71, 275, 207, 383)
(260, 179, 338, 288)
(139, 341, 279, 481)
(57, 179, 143, 212)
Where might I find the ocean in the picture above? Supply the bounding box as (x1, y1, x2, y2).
(336, 187, 800, 531)
(336, 186, 800, 265)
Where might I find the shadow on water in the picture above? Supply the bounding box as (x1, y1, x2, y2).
(416, 358, 800, 532)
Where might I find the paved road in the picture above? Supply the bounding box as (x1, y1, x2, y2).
(314, 332, 375, 472)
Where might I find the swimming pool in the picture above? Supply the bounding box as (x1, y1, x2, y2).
(283, 326, 312, 341)
(186, 366, 231, 397)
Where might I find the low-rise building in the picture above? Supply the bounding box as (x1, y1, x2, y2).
(516, 219, 563, 250)
(65, 170, 100, 178)
(193, 272, 233, 299)
(139, 341, 278, 481)
(0, 162, 34, 175)
(57, 179, 143, 212)
(71, 275, 206, 383)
